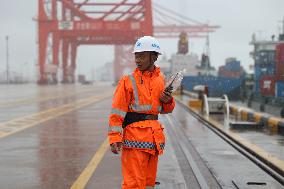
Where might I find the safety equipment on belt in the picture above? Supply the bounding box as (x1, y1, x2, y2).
(122, 112, 158, 128)
(110, 142, 122, 154)
(133, 36, 162, 55)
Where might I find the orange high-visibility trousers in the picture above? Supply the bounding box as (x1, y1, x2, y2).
(121, 148, 158, 189)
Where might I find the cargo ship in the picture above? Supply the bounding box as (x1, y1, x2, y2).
(181, 57, 246, 100)
(170, 32, 246, 100)
(176, 18, 284, 105)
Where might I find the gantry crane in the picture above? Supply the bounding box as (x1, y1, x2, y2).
(37, 0, 220, 84)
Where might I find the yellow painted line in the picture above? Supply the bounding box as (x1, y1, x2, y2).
(253, 113, 262, 123)
(0, 93, 112, 139)
(0, 131, 7, 137)
(70, 139, 109, 189)
(241, 110, 248, 121)
(175, 97, 284, 174)
(0, 88, 99, 108)
(267, 118, 279, 133)
(229, 105, 283, 132)
(0, 90, 113, 126)
(268, 118, 280, 127)
(230, 106, 237, 115)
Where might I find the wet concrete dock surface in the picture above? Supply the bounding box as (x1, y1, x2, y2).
(0, 84, 283, 188)
(209, 113, 284, 166)
(169, 104, 283, 188)
(0, 84, 113, 188)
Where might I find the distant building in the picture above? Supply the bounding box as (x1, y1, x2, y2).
(170, 53, 200, 76)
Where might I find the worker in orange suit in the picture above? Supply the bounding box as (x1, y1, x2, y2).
(108, 36, 175, 189)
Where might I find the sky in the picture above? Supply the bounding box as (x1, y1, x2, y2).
(0, 0, 284, 81)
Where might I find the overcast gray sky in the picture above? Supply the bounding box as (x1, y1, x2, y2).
(0, 0, 284, 80)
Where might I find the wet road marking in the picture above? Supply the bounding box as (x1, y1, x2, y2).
(175, 97, 284, 175)
(0, 88, 99, 108)
(0, 94, 112, 139)
(0, 131, 6, 137)
(70, 139, 109, 189)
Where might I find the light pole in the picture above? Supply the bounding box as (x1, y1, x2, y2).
(6, 35, 9, 84)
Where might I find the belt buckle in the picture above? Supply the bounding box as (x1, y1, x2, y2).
(145, 115, 151, 119)
(145, 115, 156, 120)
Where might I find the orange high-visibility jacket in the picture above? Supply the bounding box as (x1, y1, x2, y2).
(108, 67, 175, 155)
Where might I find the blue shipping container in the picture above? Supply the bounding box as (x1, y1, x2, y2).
(255, 81, 260, 94)
(225, 60, 241, 72)
(254, 64, 275, 79)
(254, 66, 262, 79)
(276, 82, 284, 98)
(182, 76, 243, 97)
(231, 61, 241, 71)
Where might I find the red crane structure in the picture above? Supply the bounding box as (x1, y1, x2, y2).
(37, 0, 220, 84)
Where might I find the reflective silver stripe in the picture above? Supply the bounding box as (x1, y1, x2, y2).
(157, 106, 162, 112)
(108, 126, 123, 133)
(123, 140, 155, 150)
(128, 74, 153, 112)
(130, 104, 152, 112)
(129, 74, 139, 104)
(111, 108, 126, 118)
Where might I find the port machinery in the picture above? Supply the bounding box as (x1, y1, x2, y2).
(203, 94, 230, 116)
(37, 0, 220, 84)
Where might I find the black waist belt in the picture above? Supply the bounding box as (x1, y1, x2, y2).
(122, 112, 158, 128)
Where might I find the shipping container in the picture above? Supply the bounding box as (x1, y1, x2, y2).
(229, 61, 241, 72)
(254, 66, 262, 79)
(224, 60, 241, 72)
(182, 75, 243, 99)
(275, 43, 284, 82)
(259, 75, 275, 96)
(219, 70, 243, 78)
(255, 81, 260, 94)
(254, 64, 275, 79)
(275, 82, 284, 98)
(276, 43, 284, 62)
(225, 57, 237, 64)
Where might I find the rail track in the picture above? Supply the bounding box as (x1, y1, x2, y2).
(175, 98, 284, 187)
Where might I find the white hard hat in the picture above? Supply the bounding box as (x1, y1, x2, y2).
(133, 36, 162, 54)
